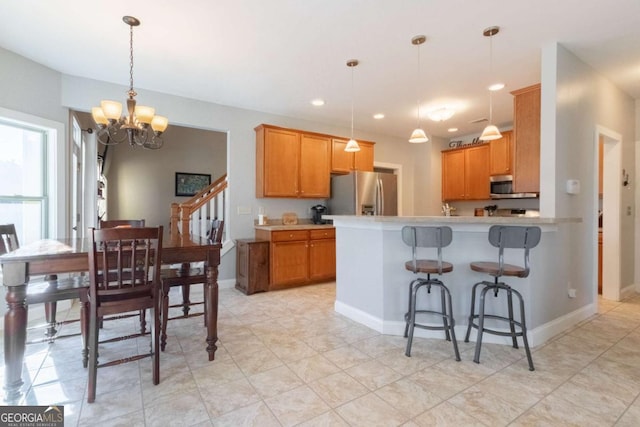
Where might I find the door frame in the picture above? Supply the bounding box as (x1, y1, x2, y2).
(594, 125, 622, 301)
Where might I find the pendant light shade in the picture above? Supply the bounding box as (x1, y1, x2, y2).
(479, 124, 502, 141)
(409, 35, 428, 143)
(344, 59, 361, 152)
(409, 128, 428, 143)
(479, 26, 502, 142)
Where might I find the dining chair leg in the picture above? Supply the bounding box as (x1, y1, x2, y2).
(151, 304, 160, 385)
(44, 301, 58, 339)
(161, 283, 170, 351)
(181, 284, 191, 317)
(81, 299, 89, 368)
(87, 311, 99, 403)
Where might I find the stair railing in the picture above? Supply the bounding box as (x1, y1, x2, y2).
(170, 174, 227, 237)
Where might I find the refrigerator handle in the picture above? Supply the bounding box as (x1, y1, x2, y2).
(377, 178, 384, 215)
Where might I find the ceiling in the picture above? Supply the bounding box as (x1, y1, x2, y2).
(1, 1, 639, 140)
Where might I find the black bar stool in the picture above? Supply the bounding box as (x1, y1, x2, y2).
(464, 225, 541, 371)
(401, 226, 460, 361)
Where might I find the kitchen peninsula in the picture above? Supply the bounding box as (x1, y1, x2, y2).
(326, 215, 584, 348)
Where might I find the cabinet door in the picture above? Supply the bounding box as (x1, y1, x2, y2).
(354, 142, 374, 172)
(512, 84, 540, 193)
(331, 139, 375, 173)
(331, 139, 352, 174)
(262, 127, 300, 197)
(300, 133, 330, 198)
(309, 238, 336, 281)
(271, 240, 308, 287)
(489, 130, 513, 176)
(442, 149, 465, 201)
(465, 144, 490, 200)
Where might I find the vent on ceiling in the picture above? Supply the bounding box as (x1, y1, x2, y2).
(469, 117, 488, 124)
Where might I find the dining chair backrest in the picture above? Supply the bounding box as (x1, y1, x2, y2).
(0, 224, 20, 255)
(99, 219, 146, 229)
(208, 219, 224, 244)
(88, 226, 163, 313)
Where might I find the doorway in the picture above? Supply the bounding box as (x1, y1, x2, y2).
(595, 126, 622, 301)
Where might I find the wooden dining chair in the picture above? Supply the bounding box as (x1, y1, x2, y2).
(160, 219, 223, 351)
(0, 224, 89, 345)
(86, 225, 163, 403)
(98, 219, 147, 331)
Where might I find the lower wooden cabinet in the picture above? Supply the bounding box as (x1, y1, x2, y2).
(235, 239, 270, 295)
(255, 227, 336, 290)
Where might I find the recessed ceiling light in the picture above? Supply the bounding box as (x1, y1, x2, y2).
(488, 83, 505, 91)
(373, 113, 385, 119)
(448, 127, 458, 132)
(311, 99, 325, 106)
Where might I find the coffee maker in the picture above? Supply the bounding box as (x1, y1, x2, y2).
(311, 204, 327, 224)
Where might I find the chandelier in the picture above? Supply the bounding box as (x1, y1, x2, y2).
(91, 16, 168, 150)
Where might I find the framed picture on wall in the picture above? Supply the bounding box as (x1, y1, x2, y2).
(175, 172, 211, 197)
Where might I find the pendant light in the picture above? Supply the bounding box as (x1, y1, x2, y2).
(479, 26, 502, 141)
(409, 35, 428, 143)
(344, 60, 361, 152)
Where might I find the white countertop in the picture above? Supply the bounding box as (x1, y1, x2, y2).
(324, 215, 581, 225)
(254, 223, 334, 231)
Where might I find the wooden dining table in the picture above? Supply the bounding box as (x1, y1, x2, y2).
(0, 231, 220, 403)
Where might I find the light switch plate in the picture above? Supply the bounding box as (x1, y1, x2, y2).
(237, 206, 251, 215)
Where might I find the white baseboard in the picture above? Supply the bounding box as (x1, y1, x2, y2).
(334, 300, 597, 347)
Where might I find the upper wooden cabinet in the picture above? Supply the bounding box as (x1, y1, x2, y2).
(489, 130, 513, 176)
(442, 143, 490, 201)
(255, 124, 330, 198)
(331, 139, 374, 173)
(512, 84, 540, 193)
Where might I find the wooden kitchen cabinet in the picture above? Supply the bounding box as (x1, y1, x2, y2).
(300, 133, 331, 197)
(442, 143, 490, 201)
(512, 84, 540, 193)
(255, 227, 336, 290)
(489, 130, 513, 176)
(255, 124, 331, 198)
(331, 139, 375, 173)
(308, 228, 336, 281)
(235, 239, 269, 295)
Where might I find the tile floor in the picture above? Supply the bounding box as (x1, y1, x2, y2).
(2, 282, 640, 426)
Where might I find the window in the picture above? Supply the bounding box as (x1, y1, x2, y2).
(0, 120, 48, 244)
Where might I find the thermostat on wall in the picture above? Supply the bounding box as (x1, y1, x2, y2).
(566, 179, 580, 194)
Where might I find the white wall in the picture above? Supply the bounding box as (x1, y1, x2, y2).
(540, 43, 636, 304)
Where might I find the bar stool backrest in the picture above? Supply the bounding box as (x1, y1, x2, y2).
(402, 226, 452, 275)
(488, 225, 541, 278)
(0, 224, 20, 255)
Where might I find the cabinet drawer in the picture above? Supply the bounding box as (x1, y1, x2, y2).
(309, 228, 335, 240)
(271, 230, 309, 242)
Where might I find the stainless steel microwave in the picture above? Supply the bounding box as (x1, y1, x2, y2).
(490, 175, 538, 199)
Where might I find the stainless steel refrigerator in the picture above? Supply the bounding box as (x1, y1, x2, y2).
(328, 171, 398, 216)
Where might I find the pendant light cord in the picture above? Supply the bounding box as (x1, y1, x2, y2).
(350, 65, 354, 139)
(488, 32, 494, 123)
(416, 42, 422, 128)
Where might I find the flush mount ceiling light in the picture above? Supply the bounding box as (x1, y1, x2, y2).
(91, 16, 168, 149)
(448, 127, 459, 132)
(427, 106, 456, 122)
(373, 113, 385, 120)
(488, 83, 505, 91)
(344, 59, 361, 152)
(479, 26, 502, 141)
(311, 99, 325, 106)
(409, 35, 429, 143)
